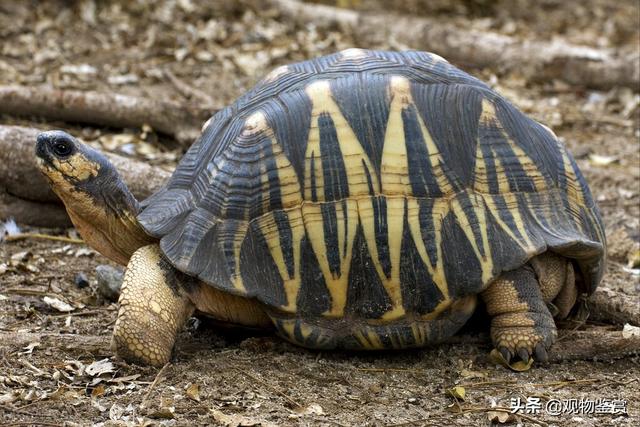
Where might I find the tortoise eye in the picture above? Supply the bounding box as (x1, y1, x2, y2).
(52, 141, 73, 157)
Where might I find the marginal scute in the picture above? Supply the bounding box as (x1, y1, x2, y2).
(141, 50, 606, 332)
(201, 117, 212, 132)
(340, 48, 369, 60)
(263, 65, 290, 83)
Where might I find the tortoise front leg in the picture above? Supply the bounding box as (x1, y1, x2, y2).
(111, 244, 194, 367)
(481, 265, 556, 364)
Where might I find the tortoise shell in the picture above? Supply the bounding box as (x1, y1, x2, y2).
(138, 49, 605, 340)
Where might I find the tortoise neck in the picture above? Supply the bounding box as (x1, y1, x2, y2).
(60, 174, 156, 266)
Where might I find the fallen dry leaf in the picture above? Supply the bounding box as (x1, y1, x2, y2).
(85, 359, 115, 377)
(0, 391, 19, 405)
(91, 383, 105, 398)
(627, 249, 640, 269)
(185, 382, 201, 402)
(447, 386, 466, 401)
(149, 406, 175, 419)
(489, 349, 534, 372)
(589, 153, 618, 166)
(487, 410, 517, 423)
(21, 342, 40, 355)
(460, 368, 487, 380)
(210, 407, 277, 427)
(622, 323, 640, 338)
(43, 296, 74, 312)
(293, 402, 325, 416)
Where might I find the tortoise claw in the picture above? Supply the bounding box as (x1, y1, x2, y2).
(498, 346, 512, 364)
(534, 342, 548, 363)
(517, 348, 530, 364)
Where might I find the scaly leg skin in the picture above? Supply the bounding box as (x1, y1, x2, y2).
(111, 244, 195, 367)
(530, 252, 577, 319)
(481, 265, 556, 364)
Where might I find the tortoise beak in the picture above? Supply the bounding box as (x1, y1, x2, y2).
(35, 132, 52, 161)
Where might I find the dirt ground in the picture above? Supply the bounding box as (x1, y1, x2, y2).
(1, 1, 639, 426)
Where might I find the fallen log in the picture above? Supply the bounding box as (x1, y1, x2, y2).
(0, 125, 171, 226)
(257, 0, 639, 90)
(588, 287, 640, 327)
(550, 328, 640, 363)
(0, 191, 71, 228)
(0, 332, 111, 357)
(0, 85, 215, 146)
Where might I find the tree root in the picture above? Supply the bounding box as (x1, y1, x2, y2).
(0, 332, 111, 357)
(550, 328, 640, 363)
(0, 85, 216, 146)
(588, 287, 640, 327)
(256, 0, 639, 90)
(0, 191, 71, 228)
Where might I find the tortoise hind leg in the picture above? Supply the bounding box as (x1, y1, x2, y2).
(530, 252, 577, 319)
(111, 244, 195, 367)
(481, 265, 556, 364)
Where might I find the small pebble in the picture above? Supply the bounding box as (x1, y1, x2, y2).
(95, 264, 124, 301)
(74, 272, 90, 288)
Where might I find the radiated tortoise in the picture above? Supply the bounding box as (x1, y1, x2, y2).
(35, 49, 606, 367)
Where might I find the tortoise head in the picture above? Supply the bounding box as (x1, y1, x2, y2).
(36, 130, 112, 188)
(35, 131, 154, 265)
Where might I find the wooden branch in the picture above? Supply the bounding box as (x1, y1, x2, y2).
(258, 0, 639, 90)
(588, 287, 640, 327)
(0, 191, 71, 228)
(550, 329, 640, 363)
(0, 85, 216, 146)
(0, 332, 110, 357)
(0, 125, 171, 226)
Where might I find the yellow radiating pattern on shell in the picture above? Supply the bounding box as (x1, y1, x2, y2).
(406, 198, 451, 311)
(381, 76, 412, 196)
(473, 99, 537, 253)
(255, 209, 305, 312)
(357, 196, 406, 320)
(451, 192, 494, 284)
(303, 79, 409, 318)
(240, 111, 306, 307)
(379, 76, 458, 318)
(353, 328, 384, 349)
(304, 80, 381, 200)
(302, 200, 359, 317)
(230, 222, 248, 293)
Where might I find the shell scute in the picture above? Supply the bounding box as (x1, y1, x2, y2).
(139, 50, 605, 322)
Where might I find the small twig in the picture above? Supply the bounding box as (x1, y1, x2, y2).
(0, 85, 212, 145)
(4, 423, 61, 427)
(460, 406, 549, 426)
(0, 404, 53, 418)
(141, 362, 170, 408)
(233, 367, 302, 409)
(531, 378, 601, 390)
(3, 233, 84, 244)
(356, 367, 427, 373)
(385, 417, 445, 427)
(164, 69, 217, 107)
(3, 288, 58, 297)
(18, 358, 46, 375)
(460, 379, 518, 388)
(50, 309, 113, 318)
